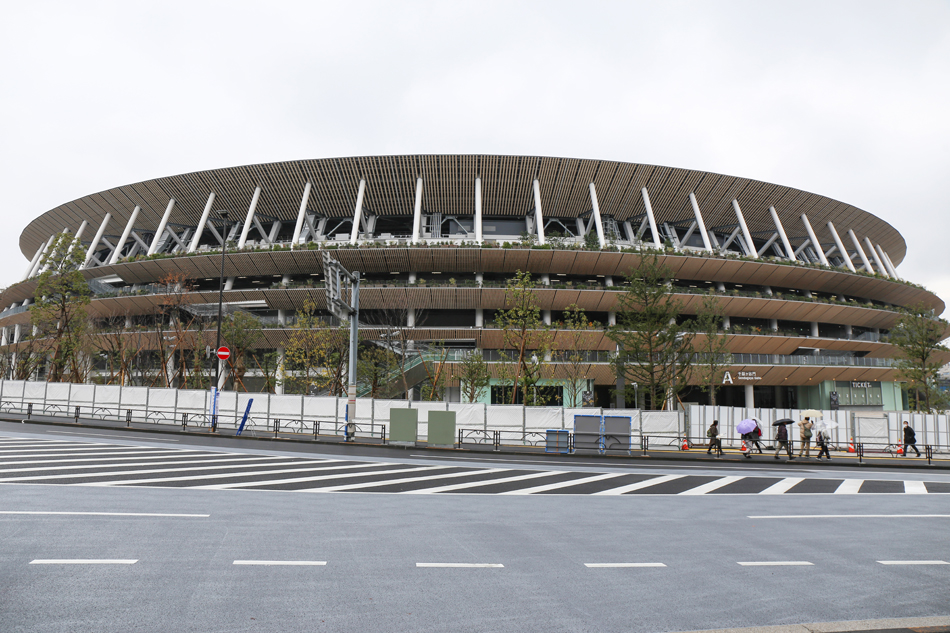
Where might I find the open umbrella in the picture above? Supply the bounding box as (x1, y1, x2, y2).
(773, 418, 795, 426)
(736, 418, 758, 434)
(802, 409, 822, 419)
(815, 418, 839, 434)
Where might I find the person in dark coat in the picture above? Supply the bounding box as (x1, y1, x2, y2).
(773, 422, 793, 459)
(815, 429, 832, 460)
(903, 421, 921, 457)
(706, 420, 722, 456)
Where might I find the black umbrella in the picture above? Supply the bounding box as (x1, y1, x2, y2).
(773, 418, 795, 426)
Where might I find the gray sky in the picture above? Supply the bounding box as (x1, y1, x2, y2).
(2, 0, 948, 313)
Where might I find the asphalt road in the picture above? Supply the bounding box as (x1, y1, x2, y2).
(1, 422, 948, 633)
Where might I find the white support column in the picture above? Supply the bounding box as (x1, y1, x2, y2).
(290, 182, 312, 249)
(475, 309, 483, 327)
(237, 187, 262, 249)
(769, 206, 795, 260)
(608, 312, 617, 326)
(22, 244, 45, 281)
(188, 192, 216, 253)
(744, 383, 754, 409)
(411, 177, 424, 244)
(810, 322, 819, 338)
(588, 183, 606, 249)
(72, 220, 88, 244)
(350, 179, 366, 245)
(34, 234, 56, 275)
(688, 193, 713, 252)
(800, 214, 828, 266)
(640, 187, 662, 248)
(864, 237, 889, 277)
(148, 199, 176, 255)
(848, 230, 873, 272)
(108, 206, 141, 265)
(275, 348, 285, 395)
(532, 179, 546, 245)
(731, 200, 758, 259)
(826, 222, 855, 272)
(881, 250, 900, 279)
(474, 177, 483, 244)
(875, 244, 898, 278)
(83, 213, 111, 268)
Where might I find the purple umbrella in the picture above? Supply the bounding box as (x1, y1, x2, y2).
(736, 418, 758, 434)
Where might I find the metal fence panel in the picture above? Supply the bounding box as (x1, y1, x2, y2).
(23, 381, 46, 404)
(487, 405, 524, 430)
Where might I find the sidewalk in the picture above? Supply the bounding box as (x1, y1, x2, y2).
(2, 410, 946, 472)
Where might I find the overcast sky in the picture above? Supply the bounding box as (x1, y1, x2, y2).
(1, 0, 948, 313)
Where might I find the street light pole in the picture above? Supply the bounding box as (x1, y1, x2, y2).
(212, 210, 230, 426)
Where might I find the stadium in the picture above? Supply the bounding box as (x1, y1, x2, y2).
(1, 154, 945, 411)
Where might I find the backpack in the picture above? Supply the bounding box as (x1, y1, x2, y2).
(706, 426, 717, 438)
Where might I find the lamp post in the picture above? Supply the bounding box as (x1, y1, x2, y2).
(212, 210, 230, 426)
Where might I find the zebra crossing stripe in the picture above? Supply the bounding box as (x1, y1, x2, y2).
(904, 481, 928, 494)
(498, 473, 627, 495)
(405, 470, 556, 494)
(0, 451, 258, 467)
(758, 477, 804, 495)
(306, 468, 510, 492)
(592, 474, 685, 495)
(192, 464, 437, 490)
(0, 459, 343, 483)
(0, 455, 286, 475)
(835, 479, 864, 494)
(0, 449, 196, 459)
(678, 476, 744, 496)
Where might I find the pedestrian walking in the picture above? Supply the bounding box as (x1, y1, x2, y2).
(773, 421, 793, 459)
(815, 429, 831, 460)
(706, 420, 722, 456)
(797, 417, 814, 458)
(903, 421, 921, 457)
(750, 421, 764, 454)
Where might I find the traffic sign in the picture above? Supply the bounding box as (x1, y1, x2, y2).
(216, 346, 231, 360)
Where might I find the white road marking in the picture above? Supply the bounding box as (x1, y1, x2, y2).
(593, 474, 685, 495)
(0, 451, 246, 467)
(306, 468, 508, 492)
(834, 479, 864, 494)
(0, 455, 286, 475)
(416, 563, 503, 568)
(0, 511, 208, 517)
(758, 477, 804, 495)
(678, 475, 743, 495)
(498, 473, 625, 495)
(85, 461, 387, 487)
(738, 561, 813, 566)
(233, 560, 326, 566)
(30, 559, 138, 564)
(877, 560, 949, 565)
(0, 449, 196, 459)
(192, 464, 432, 490)
(405, 470, 554, 494)
(585, 563, 666, 568)
(904, 481, 928, 494)
(749, 514, 950, 519)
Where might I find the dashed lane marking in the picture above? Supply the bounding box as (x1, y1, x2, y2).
(0, 511, 207, 517)
(233, 560, 327, 566)
(30, 559, 138, 565)
(737, 561, 813, 566)
(877, 560, 949, 565)
(585, 563, 666, 568)
(416, 563, 504, 568)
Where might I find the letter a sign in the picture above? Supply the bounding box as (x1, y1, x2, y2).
(722, 371, 733, 385)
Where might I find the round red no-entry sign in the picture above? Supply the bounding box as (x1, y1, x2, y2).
(216, 346, 231, 360)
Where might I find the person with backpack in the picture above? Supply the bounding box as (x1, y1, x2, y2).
(815, 428, 832, 460)
(774, 422, 793, 459)
(797, 417, 814, 458)
(706, 420, 722, 456)
(903, 421, 921, 457)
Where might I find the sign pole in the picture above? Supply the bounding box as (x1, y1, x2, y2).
(324, 253, 360, 442)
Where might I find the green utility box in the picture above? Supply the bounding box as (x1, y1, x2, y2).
(427, 411, 457, 446)
(390, 408, 419, 443)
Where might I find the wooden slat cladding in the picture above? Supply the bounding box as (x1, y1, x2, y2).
(21, 156, 906, 269)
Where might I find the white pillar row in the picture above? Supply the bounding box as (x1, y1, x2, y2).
(71, 220, 88, 247)
(847, 229, 873, 273)
(864, 237, 889, 277)
(745, 383, 755, 408)
(22, 243, 45, 281)
(876, 244, 899, 278)
(36, 233, 60, 275)
(769, 206, 796, 260)
(187, 192, 216, 253)
(688, 193, 713, 252)
(108, 206, 141, 265)
(148, 198, 176, 255)
(411, 177, 424, 244)
(474, 177, 483, 244)
(83, 213, 112, 268)
(532, 179, 546, 245)
(826, 222, 855, 272)
(882, 251, 900, 280)
(290, 182, 312, 249)
(588, 183, 607, 249)
(800, 214, 828, 266)
(349, 179, 367, 245)
(640, 187, 662, 248)
(731, 200, 758, 259)
(237, 187, 262, 249)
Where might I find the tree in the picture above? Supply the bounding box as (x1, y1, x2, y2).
(89, 314, 146, 386)
(607, 251, 694, 410)
(457, 349, 491, 403)
(496, 270, 554, 405)
(418, 342, 450, 401)
(29, 232, 91, 382)
(559, 304, 596, 407)
(888, 304, 950, 412)
(283, 299, 350, 395)
(357, 345, 398, 399)
(689, 296, 733, 406)
(221, 310, 262, 391)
